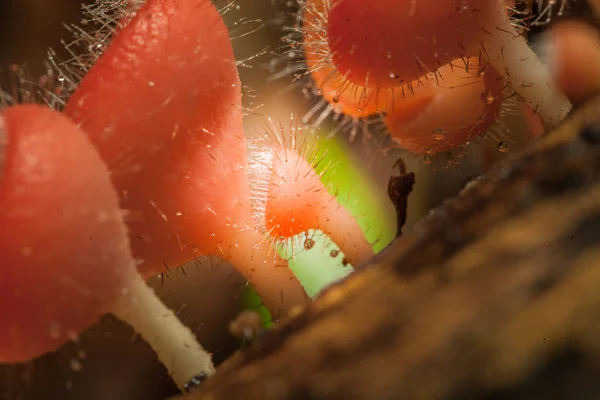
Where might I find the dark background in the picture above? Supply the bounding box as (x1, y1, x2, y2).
(0, 0, 85, 74)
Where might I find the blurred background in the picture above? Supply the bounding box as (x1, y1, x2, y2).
(0, 0, 591, 399)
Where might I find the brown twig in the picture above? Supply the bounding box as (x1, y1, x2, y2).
(387, 158, 415, 237)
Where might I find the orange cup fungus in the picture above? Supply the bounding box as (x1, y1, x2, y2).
(303, 0, 570, 136)
(0, 105, 213, 389)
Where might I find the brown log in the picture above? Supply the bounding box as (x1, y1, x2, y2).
(176, 95, 600, 400)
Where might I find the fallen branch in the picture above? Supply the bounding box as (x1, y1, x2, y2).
(176, 95, 600, 400)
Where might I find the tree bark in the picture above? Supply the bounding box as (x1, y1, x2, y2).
(176, 95, 600, 400)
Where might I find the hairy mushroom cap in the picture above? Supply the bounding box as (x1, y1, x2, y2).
(326, 0, 498, 88)
(385, 58, 505, 154)
(0, 105, 131, 362)
(65, 0, 245, 277)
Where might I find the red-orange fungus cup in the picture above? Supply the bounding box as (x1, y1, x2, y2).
(262, 145, 373, 266)
(0, 105, 213, 390)
(385, 59, 505, 155)
(64, 0, 307, 315)
(302, 0, 418, 118)
(0, 105, 129, 364)
(323, 0, 570, 129)
(326, 0, 496, 89)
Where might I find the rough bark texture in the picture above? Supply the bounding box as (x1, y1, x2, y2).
(175, 95, 600, 400)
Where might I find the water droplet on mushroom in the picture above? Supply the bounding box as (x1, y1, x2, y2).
(304, 238, 315, 250)
(69, 358, 83, 372)
(481, 90, 494, 104)
(67, 330, 79, 342)
(432, 128, 445, 140)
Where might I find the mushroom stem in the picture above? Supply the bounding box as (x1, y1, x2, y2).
(223, 227, 309, 318)
(112, 272, 214, 390)
(481, 8, 572, 130)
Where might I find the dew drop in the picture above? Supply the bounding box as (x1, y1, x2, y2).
(69, 358, 83, 372)
(480, 90, 494, 104)
(432, 128, 445, 140)
(498, 141, 510, 153)
(330, 249, 339, 258)
(67, 330, 79, 342)
(49, 322, 61, 339)
(304, 238, 315, 250)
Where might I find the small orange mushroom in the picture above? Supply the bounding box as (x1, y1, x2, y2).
(0, 105, 212, 389)
(547, 20, 600, 104)
(249, 132, 373, 266)
(385, 59, 505, 154)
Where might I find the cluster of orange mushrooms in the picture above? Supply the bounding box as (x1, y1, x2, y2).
(1, 0, 598, 392)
